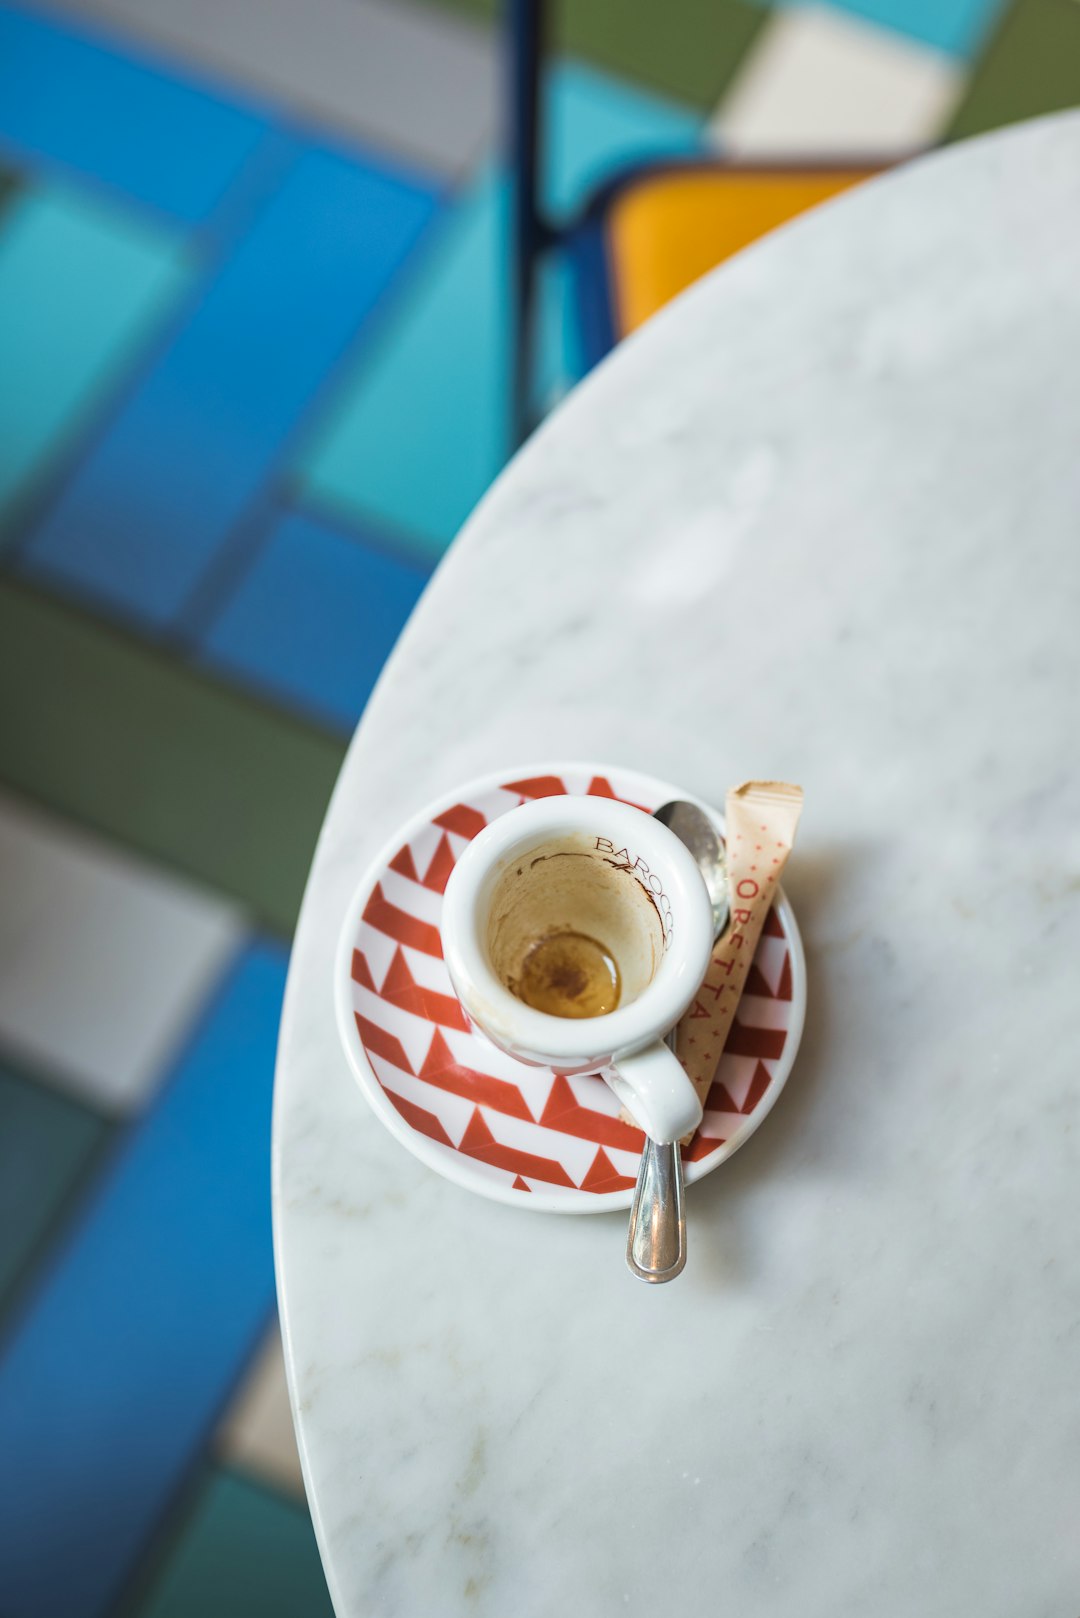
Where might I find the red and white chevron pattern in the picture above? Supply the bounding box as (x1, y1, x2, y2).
(344, 769, 795, 1201)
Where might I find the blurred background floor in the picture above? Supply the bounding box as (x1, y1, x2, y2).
(0, 1, 1078, 1614)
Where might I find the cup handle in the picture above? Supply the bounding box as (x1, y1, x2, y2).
(606, 1040, 703, 1144)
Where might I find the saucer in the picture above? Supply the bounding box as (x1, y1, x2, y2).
(334, 763, 806, 1214)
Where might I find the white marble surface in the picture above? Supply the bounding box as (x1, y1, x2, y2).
(274, 114, 1080, 1617)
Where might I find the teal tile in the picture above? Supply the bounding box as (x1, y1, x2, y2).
(300, 168, 510, 561)
(0, 1062, 107, 1313)
(136, 1469, 334, 1618)
(0, 183, 188, 538)
(754, 0, 1006, 57)
(536, 253, 582, 411)
(299, 61, 701, 558)
(543, 59, 703, 220)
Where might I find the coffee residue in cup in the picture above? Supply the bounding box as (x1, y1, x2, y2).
(514, 929, 621, 1019)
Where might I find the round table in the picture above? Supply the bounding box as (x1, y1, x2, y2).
(274, 113, 1080, 1616)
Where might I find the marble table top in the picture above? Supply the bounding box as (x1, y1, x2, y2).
(274, 113, 1080, 1617)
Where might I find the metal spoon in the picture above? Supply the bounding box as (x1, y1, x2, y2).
(625, 801, 729, 1283)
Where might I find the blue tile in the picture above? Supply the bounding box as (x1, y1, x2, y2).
(300, 62, 701, 558)
(199, 509, 429, 731)
(763, 0, 1006, 58)
(0, 942, 285, 1618)
(22, 147, 439, 629)
(0, 5, 268, 222)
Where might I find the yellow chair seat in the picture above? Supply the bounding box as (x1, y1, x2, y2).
(606, 166, 880, 338)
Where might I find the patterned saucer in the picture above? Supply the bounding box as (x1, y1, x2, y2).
(334, 764, 806, 1213)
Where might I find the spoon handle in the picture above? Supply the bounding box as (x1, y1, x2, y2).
(626, 1133, 686, 1283)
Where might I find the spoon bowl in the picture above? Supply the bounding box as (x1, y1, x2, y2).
(654, 800, 730, 940)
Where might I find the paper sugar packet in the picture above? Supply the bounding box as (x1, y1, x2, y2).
(618, 781, 803, 1131)
(674, 781, 802, 1104)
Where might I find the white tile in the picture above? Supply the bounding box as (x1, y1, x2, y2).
(0, 791, 243, 1111)
(219, 1321, 305, 1499)
(43, 0, 497, 178)
(711, 4, 964, 157)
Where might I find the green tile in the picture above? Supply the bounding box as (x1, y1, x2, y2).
(555, 0, 764, 111)
(420, 0, 764, 109)
(0, 183, 189, 540)
(0, 1061, 108, 1313)
(0, 580, 345, 937)
(418, 0, 496, 23)
(946, 0, 1080, 140)
(0, 168, 18, 222)
(136, 1469, 334, 1618)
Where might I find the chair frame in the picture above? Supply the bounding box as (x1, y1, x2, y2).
(508, 0, 551, 445)
(507, 0, 897, 445)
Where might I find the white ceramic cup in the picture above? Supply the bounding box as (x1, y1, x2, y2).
(441, 796, 714, 1144)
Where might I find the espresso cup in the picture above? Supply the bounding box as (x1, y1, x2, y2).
(441, 796, 714, 1144)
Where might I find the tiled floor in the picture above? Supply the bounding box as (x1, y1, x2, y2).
(0, 790, 242, 1109)
(710, 6, 965, 155)
(0, 0, 1077, 1612)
